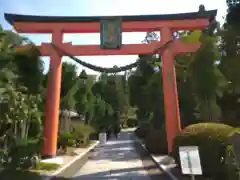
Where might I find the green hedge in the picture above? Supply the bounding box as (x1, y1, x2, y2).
(0, 137, 41, 169)
(126, 118, 137, 127)
(145, 130, 168, 155)
(173, 123, 234, 179)
(58, 132, 73, 152)
(58, 124, 95, 150)
(225, 145, 240, 180)
(73, 124, 95, 147)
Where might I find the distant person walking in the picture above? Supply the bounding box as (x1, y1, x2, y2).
(106, 126, 111, 140)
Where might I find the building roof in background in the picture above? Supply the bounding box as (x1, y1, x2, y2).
(60, 110, 78, 117)
(88, 74, 97, 81)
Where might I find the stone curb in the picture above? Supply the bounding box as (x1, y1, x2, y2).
(135, 137, 179, 180)
(44, 141, 100, 180)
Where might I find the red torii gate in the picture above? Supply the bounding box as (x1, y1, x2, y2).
(4, 8, 217, 158)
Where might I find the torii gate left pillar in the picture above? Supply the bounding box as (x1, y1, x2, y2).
(42, 30, 62, 158)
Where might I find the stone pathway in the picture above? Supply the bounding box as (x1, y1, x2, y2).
(72, 129, 152, 180)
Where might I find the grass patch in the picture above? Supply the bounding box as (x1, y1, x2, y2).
(34, 162, 60, 171)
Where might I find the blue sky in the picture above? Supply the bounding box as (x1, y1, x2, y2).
(0, 0, 227, 75)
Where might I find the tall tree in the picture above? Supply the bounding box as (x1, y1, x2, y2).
(226, 0, 240, 26)
(128, 55, 156, 124)
(188, 35, 222, 121)
(0, 26, 44, 94)
(215, 1, 240, 126)
(60, 62, 78, 110)
(74, 70, 93, 124)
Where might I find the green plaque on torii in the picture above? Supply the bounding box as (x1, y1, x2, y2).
(100, 17, 122, 49)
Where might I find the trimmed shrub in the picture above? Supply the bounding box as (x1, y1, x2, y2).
(126, 118, 137, 127)
(145, 130, 168, 154)
(173, 123, 234, 179)
(7, 137, 41, 169)
(73, 124, 95, 147)
(225, 145, 240, 180)
(58, 132, 73, 152)
(73, 124, 95, 138)
(122, 124, 128, 129)
(67, 139, 75, 146)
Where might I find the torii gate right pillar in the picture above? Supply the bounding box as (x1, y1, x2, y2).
(161, 27, 181, 153)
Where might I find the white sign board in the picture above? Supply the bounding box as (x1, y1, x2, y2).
(179, 146, 202, 175)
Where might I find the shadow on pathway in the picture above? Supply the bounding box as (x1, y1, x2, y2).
(0, 129, 173, 180)
(71, 129, 171, 180)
